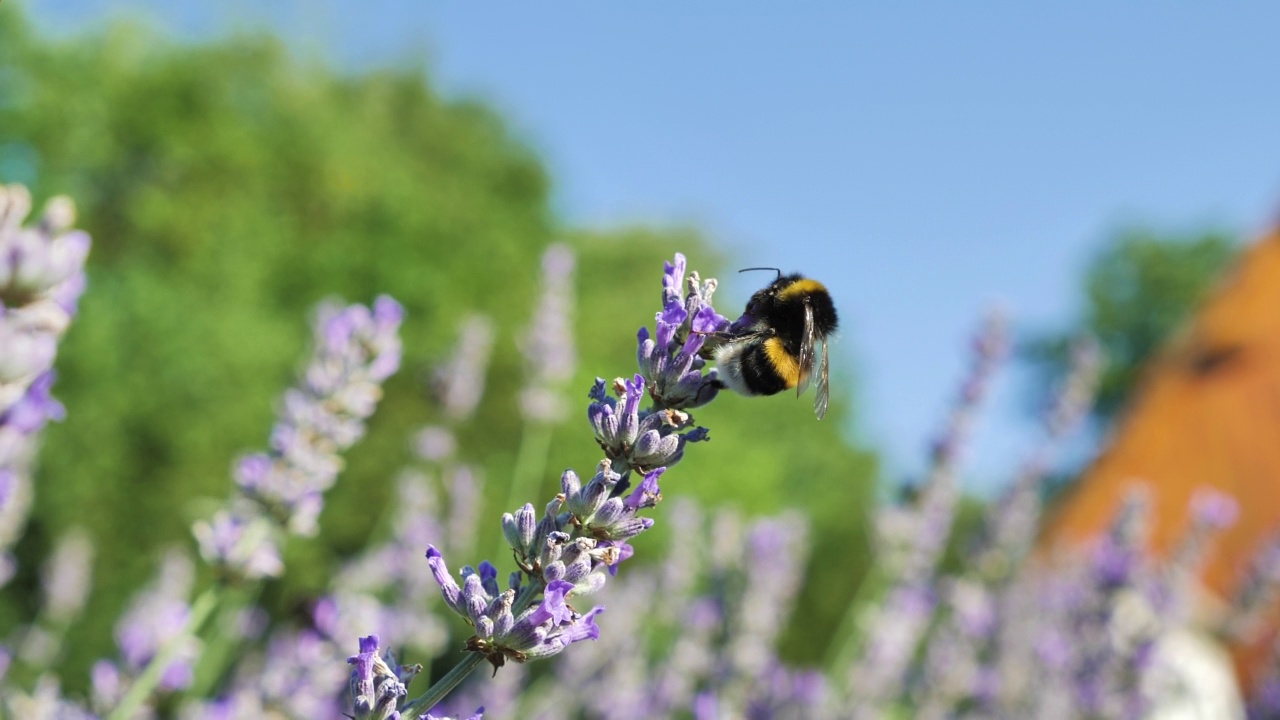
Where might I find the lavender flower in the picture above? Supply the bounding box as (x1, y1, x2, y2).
(432, 314, 495, 423)
(11, 527, 96, 670)
(191, 506, 285, 581)
(588, 376, 709, 474)
(509, 500, 826, 720)
(0, 183, 89, 587)
(843, 311, 1007, 716)
(406, 254, 727, 711)
(1226, 536, 1280, 643)
(0, 185, 89, 406)
(193, 297, 402, 584)
(426, 547, 605, 671)
(636, 253, 728, 411)
(108, 550, 201, 695)
(348, 635, 422, 720)
(518, 244, 577, 423)
(974, 334, 1103, 582)
(1161, 487, 1238, 622)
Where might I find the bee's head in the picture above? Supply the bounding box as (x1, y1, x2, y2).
(738, 267, 787, 316)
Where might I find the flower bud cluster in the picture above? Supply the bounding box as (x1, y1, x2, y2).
(426, 547, 604, 672)
(636, 253, 728, 410)
(0, 184, 89, 587)
(194, 296, 404, 580)
(0, 185, 89, 411)
(347, 635, 431, 720)
(588, 376, 709, 474)
(418, 254, 726, 693)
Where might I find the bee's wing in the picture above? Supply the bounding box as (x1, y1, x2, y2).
(796, 301, 816, 397)
(814, 337, 830, 420)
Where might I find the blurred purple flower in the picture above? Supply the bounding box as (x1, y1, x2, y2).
(110, 550, 200, 694)
(0, 184, 89, 590)
(432, 315, 495, 423)
(518, 244, 577, 422)
(198, 296, 402, 574)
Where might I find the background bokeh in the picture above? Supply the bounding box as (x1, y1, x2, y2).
(1, 1, 1277, 713)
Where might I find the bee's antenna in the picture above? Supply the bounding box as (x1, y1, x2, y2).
(738, 267, 782, 280)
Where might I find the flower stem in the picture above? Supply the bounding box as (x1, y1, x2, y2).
(401, 653, 487, 715)
(107, 585, 222, 720)
(824, 561, 888, 675)
(402, 582, 543, 714)
(497, 422, 553, 554)
(184, 584, 259, 700)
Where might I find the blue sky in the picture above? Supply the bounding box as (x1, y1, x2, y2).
(31, 1, 1280, 491)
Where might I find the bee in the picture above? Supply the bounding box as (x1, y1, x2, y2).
(710, 269, 839, 419)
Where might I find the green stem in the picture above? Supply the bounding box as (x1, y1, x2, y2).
(824, 561, 887, 676)
(402, 582, 543, 714)
(401, 653, 487, 715)
(107, 585, 223, 720)
(496, 423, 553, 555)
(184, 584, 259, 700)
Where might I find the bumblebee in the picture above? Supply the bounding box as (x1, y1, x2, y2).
(711, 270, 839, 419)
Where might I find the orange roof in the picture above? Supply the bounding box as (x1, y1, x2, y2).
(1042, 225, 1280, 687)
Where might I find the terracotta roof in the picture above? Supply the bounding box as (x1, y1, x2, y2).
(1042, 225, 1280, 688)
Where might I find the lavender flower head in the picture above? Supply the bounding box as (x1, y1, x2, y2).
(426, 546, 606, 672)
(432, 314, 495, 424)
(109, 550, 201, 694)
(637, 253, 729, 411)
(348, 635, 423, 720)
(192, 505, 285, 581)
(0, 183, 89, 587)
(519, 244, 577, 422)
(230, 296, 403, 537)
(408, 254, 723, 709)
(0, 184, 90, 413)
(191, 297, 401, 587)
(588, 376, 709, 475)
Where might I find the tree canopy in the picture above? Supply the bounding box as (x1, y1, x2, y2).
(0, 4, 877, 688)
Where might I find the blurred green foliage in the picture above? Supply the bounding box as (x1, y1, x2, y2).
(0, 4, 877, 690)
(1023, 230, 1238, 425)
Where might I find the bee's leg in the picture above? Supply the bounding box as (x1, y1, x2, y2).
(694, 376, 726, 404)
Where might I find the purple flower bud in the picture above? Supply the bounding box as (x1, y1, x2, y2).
(348, 635, 408, 720)
(624, 468, 664, 511)
(638, 255, 728, 410)
(425, 546, 464, 615)
(564, 462, 620, 524)
(478, 561, 500, 598)
(502, 504, 538, 560)
(1190, 488, 1238, 529)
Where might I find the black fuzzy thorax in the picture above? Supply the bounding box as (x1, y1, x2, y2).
(749, 274, 839, 355)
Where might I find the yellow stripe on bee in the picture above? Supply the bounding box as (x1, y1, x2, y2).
(777, 278, 827, 301)
(764, 337, 803, 388)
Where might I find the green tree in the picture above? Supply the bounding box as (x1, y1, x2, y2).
(1023, 230, 1238, 424)
(0, 4, 877, 691)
